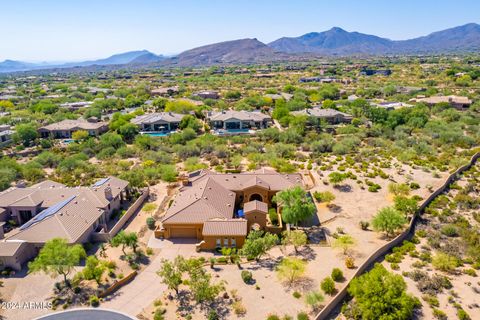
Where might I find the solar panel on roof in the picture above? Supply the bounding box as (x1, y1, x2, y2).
(19, 195, 76, 230)
(92, 177, 110, 187)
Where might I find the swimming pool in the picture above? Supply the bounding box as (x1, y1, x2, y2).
(63, 139, 75, 143)
(141, 132, 170, 137)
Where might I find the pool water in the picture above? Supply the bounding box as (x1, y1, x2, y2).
(142, 132, 170, 137)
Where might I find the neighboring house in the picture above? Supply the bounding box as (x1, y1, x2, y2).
(159, 169, 303, 250)
(0, 241, 36, 271)
(409, 95, 473, 110)
(291, 107, 353, 124)
(0, 176, 130, 270)
(372, 101, 413, 111)
(60, 101, 93, 110)
(38, 118, 108, 139)
(299, 77, 337, 83)
(193, 91, 220, 100)
(359, 69, 392, 76)
(265, 93, 293, 102)
(207, 110, 272, 132)
(0, 125, 14, 147)
(151, 86, 179, 97)
(0, 177, 129, 226)
(131, 112, 184, 133)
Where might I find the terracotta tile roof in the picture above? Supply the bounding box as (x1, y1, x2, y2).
(131, 112, 184, 125)
(162, 178, 236, 224)
(0, 176, 128, 210)
(189, 170, 303, 192)
(202, 218, 248, 236)
(166, 170, 302, 226)
(244, 200, 268, 214)
(291, 108, 353, 119)
(39, 119, 107, 131)
(208, 110, 271, 122)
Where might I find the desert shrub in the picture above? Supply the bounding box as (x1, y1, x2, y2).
(432, 308, 447, 320)
(432, 252, 460, 272)
(232, 301, 247, 316)
(320, 277, 336, 295)
(208, 310, 219, 320)
(89, 295, 99, 307)
(359, 220, 369, 230)
(368, 184, 381, 192)
(146, 217, 156, 229)
(422, 294, 439, 307)
(297, 312, 309, 320)
(345, 256, 355, 269)
(241, 270, 253, 284)
(331, 268, 344, 282)
(266, 315, 281, 320)
(463, 268, 477, 277)
(153, 308, 166, 320)
(440, 225, 458, 237)
(457, 308, 471, 320)
(293, 291, 301, 299)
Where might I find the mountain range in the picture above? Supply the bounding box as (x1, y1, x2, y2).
(1, 23, 479, 73)
(268, 23, 480, 55)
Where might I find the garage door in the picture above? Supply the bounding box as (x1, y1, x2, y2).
(170, 227, 197, 238)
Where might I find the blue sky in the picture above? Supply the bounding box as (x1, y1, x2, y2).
(2, 0, 479, 61)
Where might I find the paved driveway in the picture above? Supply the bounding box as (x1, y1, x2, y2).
(101, 236, 203, 317)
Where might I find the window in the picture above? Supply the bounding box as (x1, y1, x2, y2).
(231, 238, 236, 248)
(223, 238, 229, 247)
(216, 239, 221, 248)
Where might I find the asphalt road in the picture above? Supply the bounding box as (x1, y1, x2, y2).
(35, 308, 136, 320)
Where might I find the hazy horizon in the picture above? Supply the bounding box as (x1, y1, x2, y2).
(2, 0, 480, 62)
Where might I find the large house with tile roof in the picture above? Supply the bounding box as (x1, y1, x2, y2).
(159, 169, 303, 250)
(0, 177, 130, 270)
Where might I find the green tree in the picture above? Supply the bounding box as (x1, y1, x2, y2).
(372, 207, 407, 237)
(281, 230, 307, 254)
(394, 196, 418, 217)
(347, 264, 420, 320)
(29, 238, 86, 286)
(157, 257, 183, 295)
(82, 256, 107, 284)
(276, 257, 307, 286)
(241, 230, 278, 261)
(118, 123, 139, 142)
(110, 231, 138, 255)
(273, 186, 315, 226)
(72, 130, 89, 141)
(332, 235, 357, 255)
(179, 115, 202, 132)
(14, 123, 38, 146)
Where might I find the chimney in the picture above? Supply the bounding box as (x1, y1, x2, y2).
(104, 187, 113, 200)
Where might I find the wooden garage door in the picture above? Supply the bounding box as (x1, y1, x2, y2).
(170, 227, 197, 238)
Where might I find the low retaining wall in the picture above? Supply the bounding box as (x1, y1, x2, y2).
(98, 271, 137, 298)
(315, 151, 480, 320)
(91, 188, 149, 242)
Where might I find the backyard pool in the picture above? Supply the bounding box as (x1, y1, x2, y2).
(141, 132, 170, 137)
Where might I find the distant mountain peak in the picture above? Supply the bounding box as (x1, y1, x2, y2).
(268, 24, 480, 55)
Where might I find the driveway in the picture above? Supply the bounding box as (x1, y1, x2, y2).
(101, 236, 203, 317)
